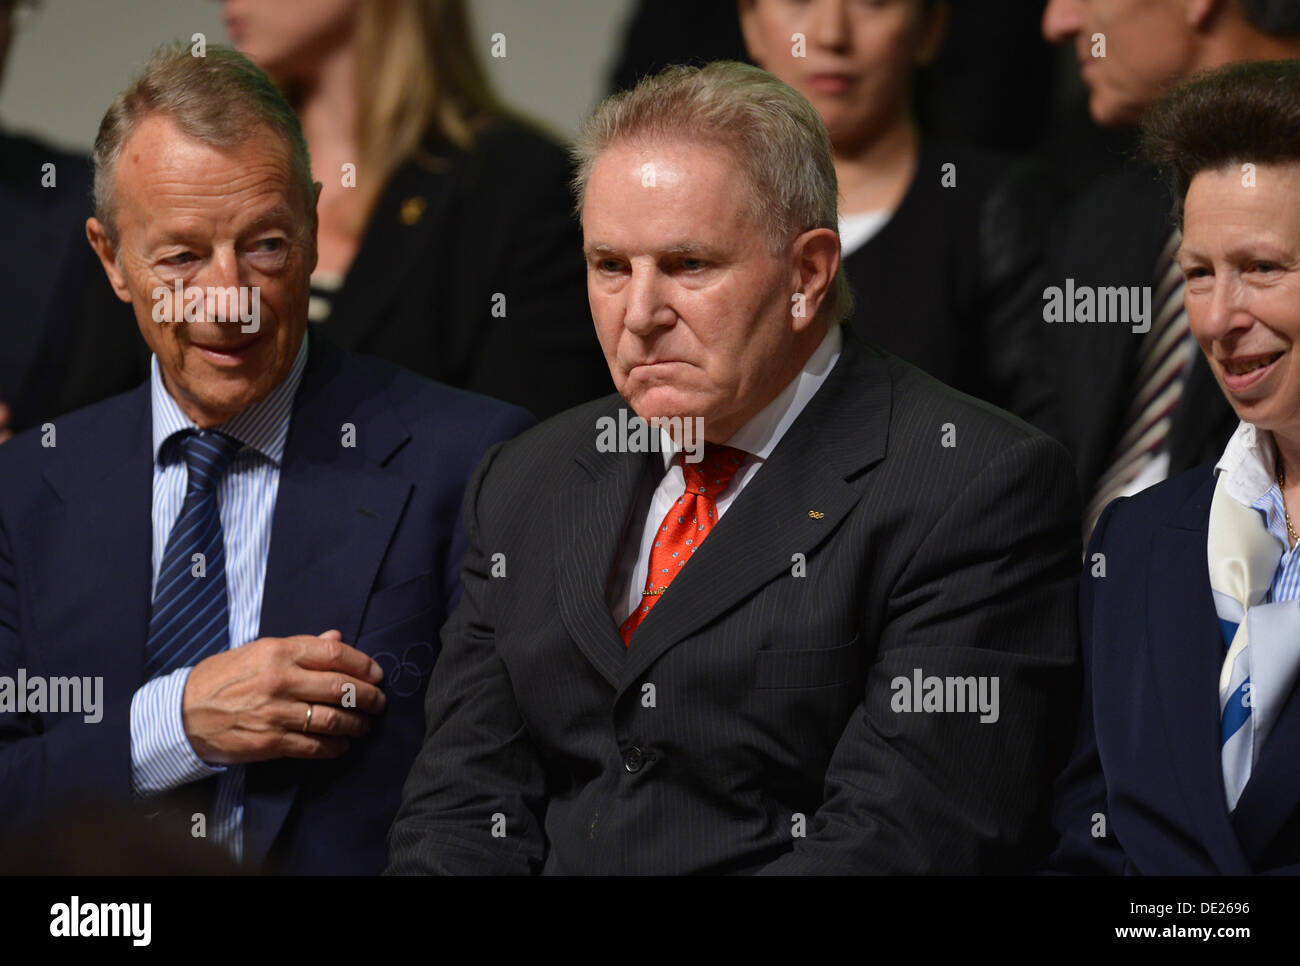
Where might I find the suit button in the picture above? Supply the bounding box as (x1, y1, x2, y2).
(623, 746, 644, 773)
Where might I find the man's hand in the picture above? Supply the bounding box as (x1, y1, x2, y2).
(0, 401, 12, 444)
(181, 630, 386, 765)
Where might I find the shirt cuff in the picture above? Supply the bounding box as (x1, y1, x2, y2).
(130, 666, 225, 797)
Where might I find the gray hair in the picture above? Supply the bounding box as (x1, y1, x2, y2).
(572, 61, 852, 327)
(92, 42, 314, 243)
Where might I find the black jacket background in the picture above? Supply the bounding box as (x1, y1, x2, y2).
(1041, 164, 1237, 501)
(1, 131, 134, 432)
(323, 117, 611, 420)
(842, 140, 1061, 433)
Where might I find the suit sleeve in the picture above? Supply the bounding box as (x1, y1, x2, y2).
(0, 507, 134, 845)
(1044, 497, 1130, 874)
(438, 406, 538, 621)
(386, 441, 548, 874)
(757, 434, 1082, 874)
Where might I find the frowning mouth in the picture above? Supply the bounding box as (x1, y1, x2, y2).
(628, 359, 687, 372)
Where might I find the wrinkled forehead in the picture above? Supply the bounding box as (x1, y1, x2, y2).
(587, 133, 747, 192)
(581, 136, 762, 241)
(1183, 162, 1300, 215)
(113, 113, 306, 226)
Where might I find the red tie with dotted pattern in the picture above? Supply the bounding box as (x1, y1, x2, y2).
(619, 444, 747, 646)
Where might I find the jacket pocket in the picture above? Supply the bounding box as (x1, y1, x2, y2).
(753, 636, 861, 689)
(359, 571, 436, 638)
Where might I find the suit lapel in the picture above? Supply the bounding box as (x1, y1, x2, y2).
(554, 413, 653, 689)
(33, 388, 154, 685)
(1147, 476, 1251, 873)
(617, 330, 890, 695)
(242, 336, 414, 869)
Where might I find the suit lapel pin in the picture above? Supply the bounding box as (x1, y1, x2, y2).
(808, 510, 824, 519)
(400, 196, 427, 226)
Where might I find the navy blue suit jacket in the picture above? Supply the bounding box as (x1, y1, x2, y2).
(1049, 464, 1300, 874)
(0, 335, 533, 873)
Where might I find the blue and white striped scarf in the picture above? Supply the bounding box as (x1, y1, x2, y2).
(1208, 465, 1300, 811)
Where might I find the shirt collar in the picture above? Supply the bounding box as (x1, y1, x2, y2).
(1215, 419, 1279, 508)
(656, 322, 843, 471)
(1215, 419, 1296, 561)
(151, 331, 310, 467)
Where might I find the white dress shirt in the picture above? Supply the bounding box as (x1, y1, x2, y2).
(610, 324, 843, 624)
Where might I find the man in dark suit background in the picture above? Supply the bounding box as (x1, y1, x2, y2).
(388, 61, 1082, 875)
(0, 43, 532, 873)
(0, 0, 137, 440)
(1040, 0, 1300, 534)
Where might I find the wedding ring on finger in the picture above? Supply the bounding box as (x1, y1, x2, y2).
(302, 703, 313, 734)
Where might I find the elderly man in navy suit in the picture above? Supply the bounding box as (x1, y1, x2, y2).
(0, 43, 532, 873)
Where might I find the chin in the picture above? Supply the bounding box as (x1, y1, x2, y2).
(1221, 391, 1281, 429)
(1089, 91, 1140, 128)
(199, 381, 263, 415)
(626, 386, 696, 423)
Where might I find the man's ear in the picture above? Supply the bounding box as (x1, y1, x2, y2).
(791, 227, 840, 332)
(737, 0, 768, 67)
(85, 217, 133, 303)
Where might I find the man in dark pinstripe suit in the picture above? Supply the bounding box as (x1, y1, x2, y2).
(388, 62, 1082, 874)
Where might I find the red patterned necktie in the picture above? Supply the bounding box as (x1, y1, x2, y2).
(620, 444, 747, 646)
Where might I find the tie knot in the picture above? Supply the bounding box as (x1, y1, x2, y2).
(680, 444, 746, 499)
(180, 430, 241, 494)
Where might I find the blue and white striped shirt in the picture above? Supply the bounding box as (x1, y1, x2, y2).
(1249, 488, 1300, 603)
(129, 333, 309, 862)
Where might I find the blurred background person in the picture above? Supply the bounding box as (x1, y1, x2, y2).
(218, 0, 610, 419)
(612, 0, 1062, 157)
(1039, 0, 1300, 536)
(740, 0, 1060, 428)
(1051, 60, 1300, 873)
(0, 0, 135, 441)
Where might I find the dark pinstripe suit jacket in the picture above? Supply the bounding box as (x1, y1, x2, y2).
(387, 326, 1083, 874)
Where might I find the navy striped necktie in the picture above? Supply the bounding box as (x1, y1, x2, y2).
(143, 430, 243, 680)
